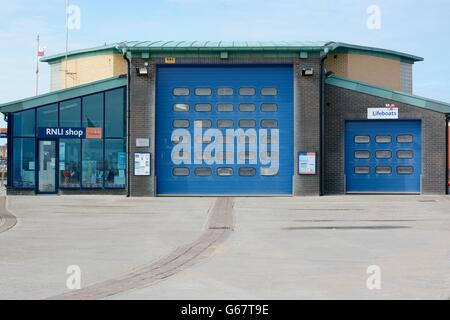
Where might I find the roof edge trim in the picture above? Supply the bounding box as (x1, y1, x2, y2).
(326, 75, 450, 114)
(0, 76, 127, 113)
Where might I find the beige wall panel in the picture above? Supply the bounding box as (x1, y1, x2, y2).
(325, 53, 402, 91)
(57, 54, 117, 89)
(113, 54, 128, 76)
(325, 54, 349, 77)
(346, 54, 401, 90)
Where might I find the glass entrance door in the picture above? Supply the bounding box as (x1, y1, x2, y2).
(38, 140, 57, 194)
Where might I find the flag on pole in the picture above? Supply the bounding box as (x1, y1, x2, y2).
(38, 46, 46, 57)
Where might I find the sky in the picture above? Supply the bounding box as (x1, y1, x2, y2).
(0, 0, 449, 133)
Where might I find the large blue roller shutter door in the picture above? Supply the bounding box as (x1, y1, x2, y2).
(156, 65, 294, 195)
(345, 120, 422, 193)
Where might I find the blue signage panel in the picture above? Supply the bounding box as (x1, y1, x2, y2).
(299, 152, 317, 175)
(38, 127, 86, 139)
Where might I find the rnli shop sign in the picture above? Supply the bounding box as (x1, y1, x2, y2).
(368, 105, 399, 120)
(38, 128, 103, 139)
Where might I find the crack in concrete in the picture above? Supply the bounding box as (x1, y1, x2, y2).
(48, 197, 235, 300)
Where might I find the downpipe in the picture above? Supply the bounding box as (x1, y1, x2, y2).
(122, 50, 132, 198)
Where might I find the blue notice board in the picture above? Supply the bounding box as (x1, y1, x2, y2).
(299, 152, 317, 175)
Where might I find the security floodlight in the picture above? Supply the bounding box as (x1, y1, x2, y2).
(302, 68, 314, 76)
(137, 67, 148, 76)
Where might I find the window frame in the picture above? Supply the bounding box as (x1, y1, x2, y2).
(195, 103, 212, 112)
(354, 135, 370, 144)
(397, 134, 414, 144)
(173, 103, 190, 112)
(397, 150, 414, 159)
(376, 150, 393, 160)
(239, 167, 257, 177)
(13, 108, 37, 138)
(376, 135, 392, 144)
(376, 166, 393, 175)
(354, 150, 370, 159)
(195, 88, 212, 96)
(59, 138, 82, 190)
(217, 119, 234, 129)
(59, 98, 82, 128)
(217, 103, 234, 112)
(195, 167, 212, 177)
(239, 119, 257, 129)
(104, 138, 127, 189)
(397, 166, 415, 175)
(10, 86, 128, 191)
(261, 119, 279, 129)
(238, 87, 256, 96)
(105, 87, 126, 138)
(173, 88, 190, 96)
(261, 87, 278, 96)
(217, 167, 234, 177)
(238, 103, 257, 113)
(195, 119, 212, 129)
(354, 166, 370, 175)
(82, 92, 104, 130)
(11, 137, 36, 190)
(37, 103, 59, 130)
(217, 87, 234, 96)
(173, 119, 190, 129)
(173, 167, 190, 177)
(261, 103, 278, 112)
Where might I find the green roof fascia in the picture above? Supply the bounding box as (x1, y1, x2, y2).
(0, 76, 127, 114)
(122, 40, 328, 49)
(127, 47, 323, 52)
(41, 45, 120, 64)
(131, 50, 322, 59)
(325, 75, 450, 115)
(330, 42, 424, 63)
(125, 46, 325, 52)
(39, 41, 423, 65)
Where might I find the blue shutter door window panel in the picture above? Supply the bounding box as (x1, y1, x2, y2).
(156, 65, 294, 195)
(345, 120, 422, 193)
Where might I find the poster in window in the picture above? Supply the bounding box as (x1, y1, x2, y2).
(118, 152, 127, 170)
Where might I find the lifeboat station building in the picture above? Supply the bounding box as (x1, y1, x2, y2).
(0, 41, 449, 196)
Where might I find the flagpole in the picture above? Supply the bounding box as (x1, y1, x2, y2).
(65, 0, 69, 89)
(36, 34, 40, 96)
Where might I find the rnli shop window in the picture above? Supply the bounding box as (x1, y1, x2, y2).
(10, 87, 127, 191)
(12, 109, 36, 189)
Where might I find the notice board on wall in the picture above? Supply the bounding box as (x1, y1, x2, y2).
(134, 153, 151, 176)
(299, 152, 317, 175)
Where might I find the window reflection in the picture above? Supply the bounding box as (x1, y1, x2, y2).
(59, 139, 81, 188)
(105, 139, 126, 188)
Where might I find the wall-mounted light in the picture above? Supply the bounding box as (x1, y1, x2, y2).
(302, 68, 314, 76)
(137, 67, 148, 76)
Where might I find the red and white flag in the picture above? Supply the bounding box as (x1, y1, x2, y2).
(37, 47, 45, 57)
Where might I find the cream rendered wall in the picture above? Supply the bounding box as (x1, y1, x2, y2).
(325, 53, 402, 91)
(50, 53, 127, 91)
(50, 62, 63, 91)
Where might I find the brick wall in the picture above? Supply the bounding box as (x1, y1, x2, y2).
(129, 59, 156, 197)
(324, 84, 447, 195)
(294, 59, 322, 196)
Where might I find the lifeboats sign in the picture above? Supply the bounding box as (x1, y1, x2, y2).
(368, 104, 399, 119)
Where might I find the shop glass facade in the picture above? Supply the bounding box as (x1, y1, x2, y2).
(9, 87, 127, 192)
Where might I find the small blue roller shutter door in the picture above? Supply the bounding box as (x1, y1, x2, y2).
(156, 65, 294, 196)
(345, 120, 422, 193)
